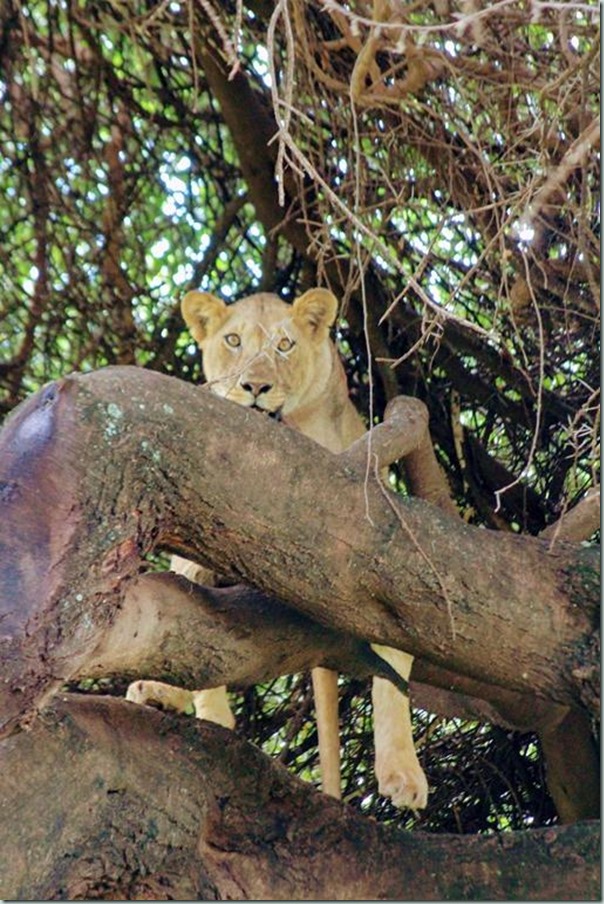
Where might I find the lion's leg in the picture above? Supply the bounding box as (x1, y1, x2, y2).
(311, 666, 341, 799)
(125, 681, 235, 728)
(191, 686, 235, 728)
(126, 556, 237, 725)
(370, 645, 428, 810)
(169, 553, 214, 585)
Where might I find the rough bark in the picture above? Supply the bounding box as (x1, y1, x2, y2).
(79, 572, 409, 696)
(0, 366, 598, 741)
(0, 694, 599, 902)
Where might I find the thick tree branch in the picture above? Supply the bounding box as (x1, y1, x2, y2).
(81, 572, 407, 695)
(0, 367, 598, 741)
(76, 569, 590, 728)
(541, 487, 601, 544)
(0, 694, 599, 902)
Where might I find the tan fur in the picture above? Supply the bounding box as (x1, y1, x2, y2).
(127, 288, 428, 809)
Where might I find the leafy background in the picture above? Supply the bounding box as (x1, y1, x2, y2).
(0, 0, 599, 832)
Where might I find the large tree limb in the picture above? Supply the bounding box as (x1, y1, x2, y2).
(74, 568, 586, 731)
(81, 572, 408, 696)
(0, 694, 599, 902)
(0, 366, 598, 740)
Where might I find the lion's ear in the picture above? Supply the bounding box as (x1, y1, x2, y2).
(181, 291, 228, 345)
(292, 288, 338, 340)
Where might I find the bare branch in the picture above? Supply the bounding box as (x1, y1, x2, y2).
(541, 486, 601, 544)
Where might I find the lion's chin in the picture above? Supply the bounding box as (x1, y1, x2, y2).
(251, 403, 283, 422)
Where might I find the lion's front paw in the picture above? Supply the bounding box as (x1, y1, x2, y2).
(126, 680, 193, 714)
(377, 761, 429, 810)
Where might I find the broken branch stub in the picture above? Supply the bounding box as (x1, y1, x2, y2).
(343, 395, 429, 470)
(343, 396, 458, 517)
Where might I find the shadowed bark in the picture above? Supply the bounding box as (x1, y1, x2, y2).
(0, 694, 599, 902)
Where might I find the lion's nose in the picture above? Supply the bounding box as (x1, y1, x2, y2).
(240, 379, 273, 398)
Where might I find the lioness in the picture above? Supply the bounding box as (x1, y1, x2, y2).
(127, 287, 428, 809)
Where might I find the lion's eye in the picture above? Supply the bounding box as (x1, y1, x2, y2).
(224, 333, 241, 348)
(276, 336, 295, 354)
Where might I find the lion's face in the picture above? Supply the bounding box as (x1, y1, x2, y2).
(181, 289, 338, 418)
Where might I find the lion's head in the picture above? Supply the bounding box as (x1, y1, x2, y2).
(181, 288, 340, 419)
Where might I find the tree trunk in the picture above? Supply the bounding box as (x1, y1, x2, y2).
(0, 694, 599, 902)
